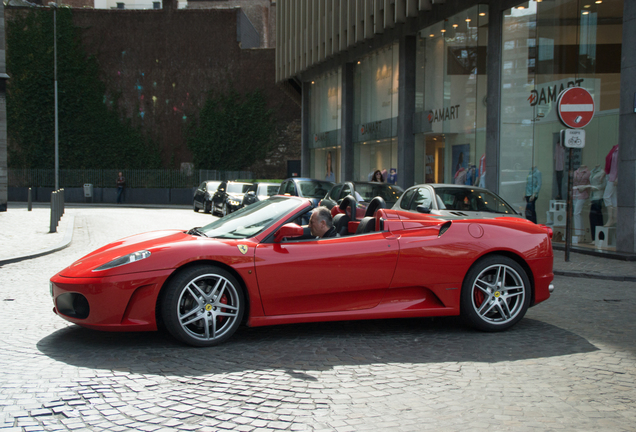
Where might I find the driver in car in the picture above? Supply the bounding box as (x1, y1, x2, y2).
(307, 206, 338, 239)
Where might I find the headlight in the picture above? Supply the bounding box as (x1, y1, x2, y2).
(93, 250, 151, 272)
(228, 199, 240, 206)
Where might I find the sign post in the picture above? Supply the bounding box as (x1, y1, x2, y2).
(557, 87, 593, 262)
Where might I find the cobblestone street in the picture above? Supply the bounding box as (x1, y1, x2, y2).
(1, 206, 635, 431)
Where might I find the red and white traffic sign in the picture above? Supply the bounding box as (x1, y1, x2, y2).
(557, 87, 595, 129)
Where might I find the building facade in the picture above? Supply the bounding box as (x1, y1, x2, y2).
(276, 0, 636, 255)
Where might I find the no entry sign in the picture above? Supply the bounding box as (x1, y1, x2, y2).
(557, 87, 595, 128)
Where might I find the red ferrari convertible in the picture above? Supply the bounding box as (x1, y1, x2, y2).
(50, 195, 554, 347)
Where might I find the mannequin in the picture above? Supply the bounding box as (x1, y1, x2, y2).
(325, 151, 335, 182)
(465, 165, 477, 185)
(603, 145, 618, 226)
(572, 165, 591, 242)
(454, 167, 467, 185)
(524, 166, 542, 223)
(477, 154, 486, 187)
(588, 165, 606, 241)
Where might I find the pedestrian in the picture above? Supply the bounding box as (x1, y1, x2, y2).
(116, 172, 126, 204)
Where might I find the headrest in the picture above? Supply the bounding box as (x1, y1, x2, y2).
(339, 195, 358, 221)
(364, 196, 386, 217)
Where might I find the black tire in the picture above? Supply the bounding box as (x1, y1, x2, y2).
(460, 255, 531, 332)
(204, 201, 211, 214)
(222, 203, 228, 217)
(161, 265, 245, 347)
(193, 202, 199, 212)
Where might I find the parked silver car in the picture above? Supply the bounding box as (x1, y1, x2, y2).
(393, 184, 521, 219)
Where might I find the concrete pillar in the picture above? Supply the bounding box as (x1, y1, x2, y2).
(340, 63, 354, 182)
(485, 0, 503, 194)
(301, 81, 310, 177)
(397, 35, 416, 190)
(0, 1, 6, 212)
(616, 0, 636, 254)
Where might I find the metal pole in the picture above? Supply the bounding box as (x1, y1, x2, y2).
(565, 148, 574, 262)
(50, 191, 57, 233)
(52, 4, 59, 191)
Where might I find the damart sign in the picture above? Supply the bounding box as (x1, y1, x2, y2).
(526, 78, 600, 124)
(355, 118, 397, 142)
(428, 105, 461, 123)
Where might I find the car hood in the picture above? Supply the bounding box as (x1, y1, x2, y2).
(432, 210, 523, 220)
(227, 193, 244, 201)
(57, 229, 241, 278)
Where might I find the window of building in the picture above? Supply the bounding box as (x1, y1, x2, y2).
(414, 5, 489, 186)
(309, 70, 342, 182)
(500, 0, 623, 248)
(352, 43, 399, 183)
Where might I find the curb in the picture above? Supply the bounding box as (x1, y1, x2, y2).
(553, 269, 636, 283)
(0, 215, 75, 266)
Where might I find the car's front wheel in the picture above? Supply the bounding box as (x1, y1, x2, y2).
(460, 255, 531, 332)
(193, 203, 199, 212)
(222, 203, 229, 217)
(161, 266, 245, 347)
(204, 201, 211, 214)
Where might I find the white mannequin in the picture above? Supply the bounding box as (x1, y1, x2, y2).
(572, 165, 590, 243)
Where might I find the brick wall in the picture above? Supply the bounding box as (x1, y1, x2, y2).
(5, 6, 300, 177)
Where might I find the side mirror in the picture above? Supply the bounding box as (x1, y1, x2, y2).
(247, 191, 255, 196)
(416, 205, 431, 214)
(274, 223, 304, 243)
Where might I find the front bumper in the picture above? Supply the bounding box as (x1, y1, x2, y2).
(50, 269, 173, 331)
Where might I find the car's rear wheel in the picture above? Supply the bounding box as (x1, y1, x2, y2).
(460, 255, 530, 332)
(161, 266, 244, 347)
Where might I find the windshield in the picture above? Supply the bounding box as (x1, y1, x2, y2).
(354, 184, 404, 204)
(298, 180, 332, 198)
(434, 187, 516, 214)
(227, 183, 251, 194)
(198, 196, 302, 239)
(259, 185, 280, 196)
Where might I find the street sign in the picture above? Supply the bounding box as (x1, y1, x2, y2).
(557, 87, 595, 128)
(563, 129, 585, 148)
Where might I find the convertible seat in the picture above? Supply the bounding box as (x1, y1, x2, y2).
(336, 195, 358, 235)
(355, 216, 376, 234)
(355, 196, 386, 235)
(332, 213, 350, 236)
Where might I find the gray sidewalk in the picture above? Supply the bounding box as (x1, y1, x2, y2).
(1, 202, 635, 281)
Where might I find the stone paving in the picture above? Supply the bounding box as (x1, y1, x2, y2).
(0, 204, 635, 431)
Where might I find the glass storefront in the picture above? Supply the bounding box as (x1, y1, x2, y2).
(414, 5, 489, 186)
(353, 43, 399, 183)
(309, 69, 342, 182)
(500, 0, 623, 246)
(304, 0, 625, 250)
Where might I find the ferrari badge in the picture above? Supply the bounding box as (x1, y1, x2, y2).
(238, 245, 248, 255)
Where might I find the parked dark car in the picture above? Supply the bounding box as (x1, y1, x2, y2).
(212, 181, 253, 217)
(320, 181, 404, 214)
(242, 182, 280, 208)
(193, 180, 222, 213)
